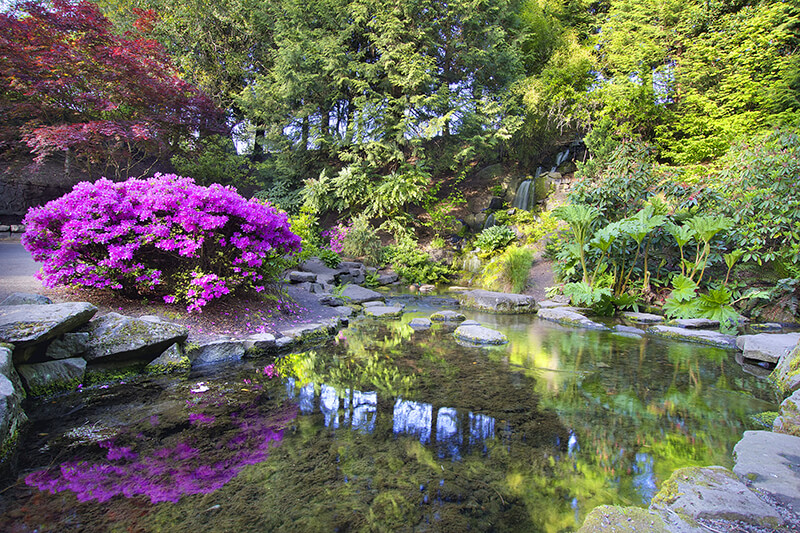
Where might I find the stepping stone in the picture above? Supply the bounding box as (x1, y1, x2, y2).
(537, 308, 607, 330)
(453, 325, 508, 345)
(364, 306, 404, 318)
(430, 310, 466, 322)
(668, 318, 720, 329)
(458, 289, 537, 314)
(621, 312, 664, 325)
(735, 332, 800, 364)
(409, 318, 432, 330)
(339, 285, 384, 304)
(647, 325, 736, 349)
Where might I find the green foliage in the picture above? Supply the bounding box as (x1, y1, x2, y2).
(474, 226, 517, 258)
(386, 237, 452, 285)
(476, 244, 535, 293)
(171, 135, 256, 188)
(340, 214, 384, 266)
(289, 205, 323, 263)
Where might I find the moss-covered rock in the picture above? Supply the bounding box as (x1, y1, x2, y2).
(773, 389, 800, 437)
(0, 302, 97, 358)
(537, 308, 608, 330)
(453, 325, 508, 345)
(770, 339, 800, 395)
(646, 325, 737, 349)
(17, 357, 86, 397)
(458, 289, 537, 314)
(82, 313, 188, 363)
(577, 505, 671, 533)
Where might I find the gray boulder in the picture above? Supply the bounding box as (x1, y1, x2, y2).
(82, 313, 188, 362)
(538, 308, 607, 330)
(409, 318, 432, 330)
(646, 325, 737, 349)
(0, 293, 52, 306)
(771, 339, 800, 395)
(458, 289, 537, 314)
(430, 310, 466, 323)
(331, 306, 354, 317)
(577, 505, 676, 533)
(45, 332, 89, 360)
(289, 271, 317, 283)
(300, 257, 340, 276)
(772, 388, 800, 437)
(17, 357, 86, 396)
(280, 322, 336, 341)
(364, 306, 404, 318)
(339, 285, 385, 304)
(733, 430, 800, 511)
(319, 294, 346, 307)
(146, 343, 190, 374)
(735, 332, 800, 364)
(362, 300, 385, 308)
(0, 302, 97, 351)
(377, 272, 399, 285)
(650, 466, 783, 529)
(0, 345, 27, 468)
(189, 339, 246, 367)
(453, 325, 508, 345)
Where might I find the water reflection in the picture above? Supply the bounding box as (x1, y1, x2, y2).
(393, 398, 432, 443)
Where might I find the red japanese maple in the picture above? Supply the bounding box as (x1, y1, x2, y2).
(0, 1, 226, 177)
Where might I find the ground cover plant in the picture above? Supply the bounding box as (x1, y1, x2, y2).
(22, 174, 301, 312)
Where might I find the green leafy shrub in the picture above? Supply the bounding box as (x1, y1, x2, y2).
(474, 225, 517, 258)
(341, 214, 384, 266)
(386, 237, 452, 285)
(502, 246, 535, 293)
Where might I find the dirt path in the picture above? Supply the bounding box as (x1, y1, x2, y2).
(524, 256, 556, 301)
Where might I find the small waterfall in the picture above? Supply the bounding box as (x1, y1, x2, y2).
(551, 149, 570, 172)
(483, 213, 496, 230)
(512, 180, 533, 211)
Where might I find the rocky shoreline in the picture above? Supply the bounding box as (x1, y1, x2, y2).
(1, 260, 800, 531)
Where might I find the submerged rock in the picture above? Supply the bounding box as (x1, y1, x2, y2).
(453, 325, 508, 345)
(17, 357, 86, 396)
(646, 325, 736, 349)
(667, 318, 720, 329)
(458, 289, 537, 314)
(577, 505, 672, 533)
(0, 302, 97, 353)
(773, 389, 800, 437)
(736, 332, 800, 364)
(622, 312, 664, 325)
(538, 308, 607, 330)
(650, 466, 783, 529)
(733, 430, 800, 511)
(408, 318, 432, 330)
(82, 313, 188, 362)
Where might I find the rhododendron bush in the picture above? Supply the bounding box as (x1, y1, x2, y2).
(22, 174, 301, 312)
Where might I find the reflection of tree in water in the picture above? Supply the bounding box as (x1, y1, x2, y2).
(25, 387, 297, 504)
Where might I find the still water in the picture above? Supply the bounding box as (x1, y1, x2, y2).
(0, 302, 778, 532)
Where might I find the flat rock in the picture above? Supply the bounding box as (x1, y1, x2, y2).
(771, 340, 800, 395)
(242, 333, 277, 356)
(614, 325, 644, 336)
(537, 308, 607, 330)
(453, 325, 508, 345)
(622, 312, 664, 324)
(1, 293, 52, 306)
(773, 389, 800, 437)
(0, 345, 27, 467)
(82, 313, 188, 362)
(362, 301, 385, 308)
(288, 271, 317, 283)
(751, 323, 784, 333)
(279, 322, 335, 341)
(300, 257, 340, 276)
(733, 430, 800, 510)
(461, 319, 481, 326)
(45, 332, 89, 360)
(576, 505, 674, 533)
(736, 333, 800, 364)
(651, 466, 783, 528)
(17, 357, 86, 396)
(364, 306, 404, 318)
(0, 302, 98, 349)
(331, 306, 354, 317)
(668, 318, 720, 329)
(339, 285, 384, 304)
(408, 318, 432, 330)
(458, 289, 537, 314)
(647, 325, 737, 349)
(537, 300, 570, 309)
(377, 273, 399, 285)
(430, 310, 466, 323)
(319, 294, 346, 307)
(189, 339, 246, 367)
(146, 343, 190, 374)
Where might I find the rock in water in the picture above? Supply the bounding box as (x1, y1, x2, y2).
(735, 332, 800, 364)
(646, 325, 737, 349)
(17, 357, 86, 396)
(458, 289, 537, 314)
(188, 340, 246, 367)
(733, 430, 800, 511)
(453, 325, 508, 345)
(338, 285, 385, 304)
(538, 308, 607, 330)
(771, 339, 800, 395)
(82, 313, 188, 362)
(773, 389, 800, 437)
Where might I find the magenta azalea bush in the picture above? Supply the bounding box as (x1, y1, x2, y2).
(321, 222, 351, 254)
(22, 173, 301, 312)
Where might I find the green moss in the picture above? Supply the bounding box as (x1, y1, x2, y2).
(751, 411, 779, 428)
(146, 355, 191, 375)
(28, 376, 82, 397)
(578, 505, 670, 533)
(83, 364, 147, 386)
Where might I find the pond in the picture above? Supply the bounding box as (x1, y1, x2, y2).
(0, 299, 778, 532)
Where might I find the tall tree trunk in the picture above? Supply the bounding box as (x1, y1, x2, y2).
(252, 127, 266, 162)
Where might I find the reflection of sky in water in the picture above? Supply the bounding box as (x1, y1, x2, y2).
(633, 452, 657, 503)
(287, 381, 498, 459)
(394, 398, 432, 443)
